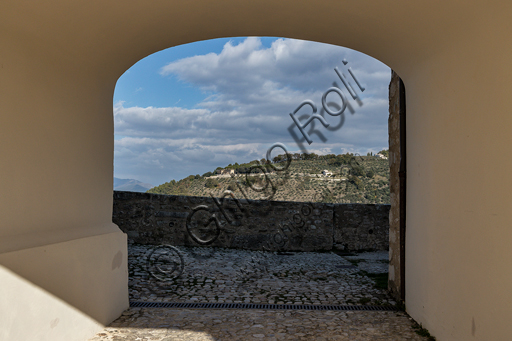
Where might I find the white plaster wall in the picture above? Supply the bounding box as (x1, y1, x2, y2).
(0, 231, 128, 341)
(1, 3, 129, 339)
(1, 1, 511, 340)
(404, 22, 512, 339)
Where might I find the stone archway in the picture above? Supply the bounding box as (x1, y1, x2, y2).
(3, 2, 512, 340)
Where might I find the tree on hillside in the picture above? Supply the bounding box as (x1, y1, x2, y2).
(205, 178, 219, 188)
(328, 153, 354, 167)
(348, 175, 362, 189)
(350, 163, 365, 177)
(273, 155, 282, 163)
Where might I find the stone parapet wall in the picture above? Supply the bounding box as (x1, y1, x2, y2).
(113, 191, 389, 252)
(333, 204, 390, 251)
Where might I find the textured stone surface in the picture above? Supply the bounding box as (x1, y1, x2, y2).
(127, 243, 393, 306)
(88, 308, 429, 341)
(388, 70, 402, 300)
(113, 191, 389, 252)
(333, 204, 390, 251)
(87, 244, 429, 341)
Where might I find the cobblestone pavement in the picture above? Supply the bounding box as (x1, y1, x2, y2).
(129, 243, 394, 306)
(89, 308, 427, 341)
(88, 243, 432, 340)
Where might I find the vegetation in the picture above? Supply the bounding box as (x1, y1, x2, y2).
(412, 322, 436, 340)
(204, 178, 219, 189)
(147, 151, 390, 204)
(367, 272, 388, 290)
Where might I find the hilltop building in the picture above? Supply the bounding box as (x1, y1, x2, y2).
(322, 170, 333, 177)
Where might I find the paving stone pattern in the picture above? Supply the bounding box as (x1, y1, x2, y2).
(128, 242, 393, 306)
(88, 309, 428, 341)
(89, 243, 430, 340)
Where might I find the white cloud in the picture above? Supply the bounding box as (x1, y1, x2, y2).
(115, 37, 391, 186)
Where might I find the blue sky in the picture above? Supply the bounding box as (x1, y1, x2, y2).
(113, 37, 391, 187)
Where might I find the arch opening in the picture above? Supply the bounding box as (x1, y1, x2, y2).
(112, 36, 406, 310)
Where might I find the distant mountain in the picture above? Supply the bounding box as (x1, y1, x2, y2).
(114, 177, 153, 193)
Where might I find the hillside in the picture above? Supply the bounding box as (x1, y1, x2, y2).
(147, 153, 390, 204)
